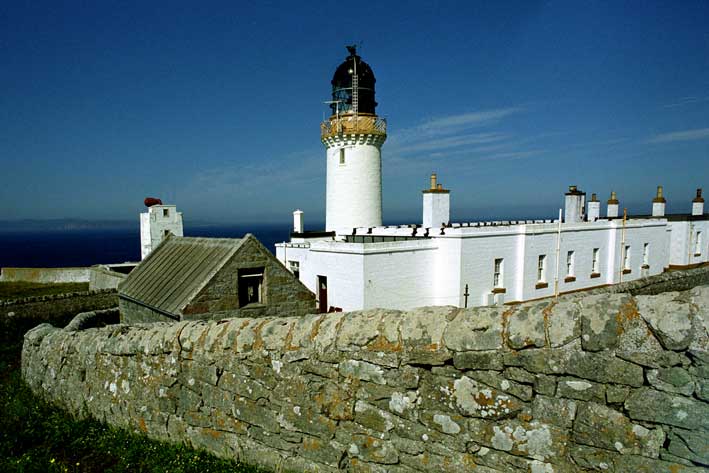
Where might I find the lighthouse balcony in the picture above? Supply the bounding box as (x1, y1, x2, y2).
(321, 115, 387, 140)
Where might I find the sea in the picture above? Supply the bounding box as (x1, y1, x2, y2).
(0, 224, 295, 268)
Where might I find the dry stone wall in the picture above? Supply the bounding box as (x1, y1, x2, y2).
(22, 287, 709, 472)
(2, 290, 117, 345)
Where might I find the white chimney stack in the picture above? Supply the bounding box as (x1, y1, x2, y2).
(422, 173, 450, 228)
(293, 209, 304, 233)
(564, 185, 586, 223)
(692, 188, 704, 216)
(587, 193, 600, 221)
(652, 186, 666, 217)
(607, 191, 619, 218)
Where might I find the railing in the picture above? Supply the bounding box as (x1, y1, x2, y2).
(320, 115, 387, 140)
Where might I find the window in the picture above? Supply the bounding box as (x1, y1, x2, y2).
(163, 208, 169, 218)
(642, 243, 650, 267)
(339, 148, 345, 165)
(537, 255, 546, 282)
(238, 267, 264, 307)
(493, 258, 503, 288)
(623, 245, 631, 270)
(566, 251, 575, 276)
(696, 231, 703, 256)
(592, 248, 600, 274)
(288, 260, 300, 279)
(163, 229, 170, 237)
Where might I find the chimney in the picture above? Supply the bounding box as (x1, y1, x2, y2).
(652, 186, 666, 217)
(564, 185, 586, 223)
(692, 188, 704, 216)
(422, 172, 450, 228)
(293, 209, 304, 233)
(607, 191, 619, 218)
(587, 193, 600, 221)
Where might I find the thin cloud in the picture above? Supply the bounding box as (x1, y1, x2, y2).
(663, 96, 709, 109)
(647, 128, 709, 144)
(394, 132, 505, 154)
(417, 107, 523, 133)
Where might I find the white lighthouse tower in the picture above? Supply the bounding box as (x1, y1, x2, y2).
(321, 46, 387, 233)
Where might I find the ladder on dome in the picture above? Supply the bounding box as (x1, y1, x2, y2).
(351, 54, 359, 131)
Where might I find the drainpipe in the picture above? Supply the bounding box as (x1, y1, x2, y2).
(554, 209, 562, 300)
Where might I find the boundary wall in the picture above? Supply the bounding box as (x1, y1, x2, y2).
(2, 290, 117, 345)
(22, 287, 709, 472)
(0, 267, 90, 283)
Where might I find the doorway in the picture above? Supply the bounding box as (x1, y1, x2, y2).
(317, 275, 328, 313)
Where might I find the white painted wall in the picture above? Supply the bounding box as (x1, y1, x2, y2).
(325, 142, 383, 233)
(422, 192, 450, 228)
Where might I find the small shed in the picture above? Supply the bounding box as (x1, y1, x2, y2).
(118, 234, 315, 323)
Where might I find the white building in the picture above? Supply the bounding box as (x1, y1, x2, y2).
(276, 47, 708, 312)
(140, 202, 184, 260)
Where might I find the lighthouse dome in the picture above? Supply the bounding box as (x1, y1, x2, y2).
(330, 46, 377, 116)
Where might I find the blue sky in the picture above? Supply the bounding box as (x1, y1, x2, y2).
(2, 1, 708, 225)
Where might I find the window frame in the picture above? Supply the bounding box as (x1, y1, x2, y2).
(238, 267, 265, 307)
(493, 258, 503, 289)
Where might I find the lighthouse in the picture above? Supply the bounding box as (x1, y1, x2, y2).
(321, 46, 387, 233)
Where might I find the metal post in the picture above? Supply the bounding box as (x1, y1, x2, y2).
(463, 284, 469, 308)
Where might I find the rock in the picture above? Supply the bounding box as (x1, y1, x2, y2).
(348, 434, 399, 464)
(666, 428, 709, 466)
(579, 293, 632, 351)
(468, 418, 566, 463)
(531, 395, 577, 428)
(573, 402, 664, 458)
(506, 302, 548, 349)
(625, 388, 709, 431)
(646, 367, 695, 396)
(339, 359, 386, 385)
(546, 300, 582, 348)
(444, 307, 504, 352)
(556, 377, 606, 403)
(606, 385, 631, 404)
(452, 375, 523, 419)
(637, 293, 694, 351)
(453, 351, 503, 371)
(565, 351, 644, 386)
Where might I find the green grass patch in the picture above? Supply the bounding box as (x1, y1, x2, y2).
(1, 298, 269, 472)
(0, 281, 90, 300)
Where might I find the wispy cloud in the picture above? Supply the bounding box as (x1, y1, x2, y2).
(663, 96, 709, 109)
(416, 108, 523, 134)
(394, 132, 505, 154)
(647, 127, 709, 144)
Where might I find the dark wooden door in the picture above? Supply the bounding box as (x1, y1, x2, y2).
(317, 275, 328, 313)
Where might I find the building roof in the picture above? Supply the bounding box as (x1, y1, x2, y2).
(118, 236, 245, 317)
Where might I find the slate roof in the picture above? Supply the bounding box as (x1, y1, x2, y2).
(118, 236, 245, 317)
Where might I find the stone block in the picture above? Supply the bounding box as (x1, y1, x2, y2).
(666, 428, 709, 466)
(625, 387, 709, 431)
(556, 377, 606, 403)
(453, 350, 503, 371)
(579, 293, 632, 351)
(444, 306, 504, 352)
(573, 402, 664, 458)
(506, 302, 548, 349)
(646, 367, 695, 395)
(531, 395, 576, 428)
(637, 293, 694, 351)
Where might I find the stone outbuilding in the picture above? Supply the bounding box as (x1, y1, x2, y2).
(118, 234, 315, 323)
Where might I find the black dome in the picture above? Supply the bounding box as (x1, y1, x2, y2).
(330, 46, 377, 116)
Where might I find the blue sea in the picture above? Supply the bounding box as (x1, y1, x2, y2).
(0, 224, 293, 268)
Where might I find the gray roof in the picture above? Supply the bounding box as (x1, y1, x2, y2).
(118, 236, 245, 316)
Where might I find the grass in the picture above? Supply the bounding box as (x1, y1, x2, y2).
(0, 281, 90, 300)
(0, 291, 269, 473)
